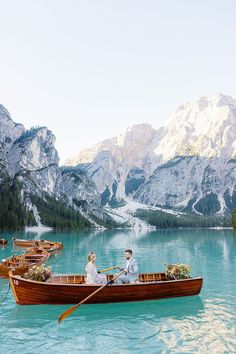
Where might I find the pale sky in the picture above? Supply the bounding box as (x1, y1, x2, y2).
(0, 0, 236, 163)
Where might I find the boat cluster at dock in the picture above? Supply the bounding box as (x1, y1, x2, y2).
(0, 238, 63, 278)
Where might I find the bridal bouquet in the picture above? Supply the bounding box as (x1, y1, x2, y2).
(24, 264, 52, 282)
(165, 263, 191, 280)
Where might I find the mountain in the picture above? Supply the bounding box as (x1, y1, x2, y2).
(65, 124, 157, 199)
(0, 105, 24, 173)
(1, 93, 236, 230)
(0, 105, 102, 229)
(135, 156, 236, 215)
(65, 93, 236, 216)
(153, 93, 236, 162)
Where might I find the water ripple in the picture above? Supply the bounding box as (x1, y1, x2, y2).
(1, 229, 236, 353)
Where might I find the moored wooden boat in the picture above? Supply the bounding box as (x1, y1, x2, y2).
(0, 239, 8, 246)
(26, 244, 60, 255)
(12, 238, 63, 250)
(0, 249, 49, 278)
(9, 272, 203, 305)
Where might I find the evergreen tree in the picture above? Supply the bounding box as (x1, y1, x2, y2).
(0, 176, 34, 230)
(31, 194, 91, 229)
(232, 210, 236, 228)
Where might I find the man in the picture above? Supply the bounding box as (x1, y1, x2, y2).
(115, 249, 139, 284)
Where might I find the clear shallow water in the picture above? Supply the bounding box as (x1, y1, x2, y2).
(0, 229, 236, 353)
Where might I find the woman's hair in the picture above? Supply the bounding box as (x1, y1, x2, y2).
(88, 251, 96, 262)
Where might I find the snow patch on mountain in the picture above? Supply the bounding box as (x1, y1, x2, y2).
(104, 199, 182, 230)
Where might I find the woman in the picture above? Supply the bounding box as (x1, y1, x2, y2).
(85, 252, 107, 284)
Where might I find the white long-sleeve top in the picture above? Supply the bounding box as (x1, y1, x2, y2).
(85, 261, 99, 284)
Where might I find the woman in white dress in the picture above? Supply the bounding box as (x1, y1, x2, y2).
(85, 252, 107, 285)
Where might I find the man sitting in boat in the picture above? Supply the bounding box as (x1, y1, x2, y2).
(85, 252, 107, 285)
(115, 249, 139, 284)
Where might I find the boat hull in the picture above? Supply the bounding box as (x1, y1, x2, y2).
(0, 254, 49, 278)
(26, 245, 60, 256)
(13, 239, 63, 250)
(9, 273, 203, 305)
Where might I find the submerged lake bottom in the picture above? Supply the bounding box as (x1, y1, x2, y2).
(0, 229, 236, 353)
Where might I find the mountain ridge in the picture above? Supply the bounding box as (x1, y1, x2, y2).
(66, 93, 236, 166)
(64, 93, 236, 216)
(1, 93, 236, 230)
(0, 106, 103, 229)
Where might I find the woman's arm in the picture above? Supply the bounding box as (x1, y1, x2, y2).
(85, 262, 94, 274)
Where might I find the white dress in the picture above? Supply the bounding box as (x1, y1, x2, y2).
(85, 262, 107, 284)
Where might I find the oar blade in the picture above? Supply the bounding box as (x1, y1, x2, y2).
(57, 269, 126, 323)
(58, 305, 78, 323)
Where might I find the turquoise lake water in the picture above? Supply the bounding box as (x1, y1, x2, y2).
(0, 229, 236, 353)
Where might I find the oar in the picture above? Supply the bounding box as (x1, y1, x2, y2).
(58, 269, 126, 324)
(99, 265, 118, 273)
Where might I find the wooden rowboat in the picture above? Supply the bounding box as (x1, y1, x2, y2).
(12, 238, 63, 250)
(0, 239, 8, 246)
(9, 272, 203, 305)
(26, 244, 60, 256)
(0, 249, 49, 278)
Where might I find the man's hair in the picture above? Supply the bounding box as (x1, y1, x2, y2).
(125, 249, 133, 255)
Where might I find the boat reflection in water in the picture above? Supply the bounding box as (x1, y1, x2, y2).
(10, 295, 204, 325)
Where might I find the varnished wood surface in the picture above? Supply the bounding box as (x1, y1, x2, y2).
(0, 251, 49, 278)
(9, 272, 203, 305)
(13, 239, 63, 250)
(26, 245, 60, 255)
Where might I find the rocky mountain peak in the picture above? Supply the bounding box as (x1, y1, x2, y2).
(0, 103, 103, 225)
(176, 93, 235, 113)
(63, 93, 236, 215)
(117, 123, 155, 146)
(0, 104, 11, 118)
(0, 104, 25, 146)
(154, 93, 236, 162)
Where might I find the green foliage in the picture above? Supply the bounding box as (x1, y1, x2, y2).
(24, 264, 52, 282)
(101, 211, 128, 228)
(134, 209, 230, 228)
(232, 209, 236, 228)
(91, 212, 120, 228)
(224, 189, 236, 210)
(194, 193, 221, 215)
(0, 176, 36, 230)
(31, 194, 91, 229)
(101, 186, 111, 206)
(108, 198, 126, 208)
(26, 210, 37, 226)
(14, 126, 44, 144)
(60, 166, 87, 175)
(165, 264, 191, 280)
(182, 197, 197, 213)
(157, 156, 186, 170)
(112, 180, 118, 195)
(125, 168, 145, 195)
(89, 209, 128, 228)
